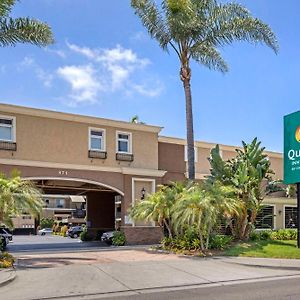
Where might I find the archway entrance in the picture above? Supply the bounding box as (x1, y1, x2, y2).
(23, 177, 123, 237)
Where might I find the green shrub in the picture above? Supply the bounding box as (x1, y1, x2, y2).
(112, 231, 126, 246)
(271, 229, 297, 240)
(80, 229, 93, 241)
(250, 230, 272, 241)
(0, 236, 6, 252)
(40, 218, 55, 229)
(209, 235, 232, 250)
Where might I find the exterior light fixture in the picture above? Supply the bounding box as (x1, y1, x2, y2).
(141, 187, 146, 200)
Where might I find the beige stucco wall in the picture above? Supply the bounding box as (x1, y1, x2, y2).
(0, 112, 159, 170)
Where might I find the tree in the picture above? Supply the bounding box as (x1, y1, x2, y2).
(130, 115, 145, 124)
(172, 181, 239, 250)
(209, 138, 273, 239)
(129, 181, 188, 237)
(131, 0, 278, 180)
(0, 0, 53, 47)
(0, 171, 43, 228)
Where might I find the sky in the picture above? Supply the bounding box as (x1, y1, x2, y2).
(0, 0, 299, 153)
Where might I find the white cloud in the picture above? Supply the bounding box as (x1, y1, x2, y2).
(20, 56, 35, 67)
(45, 48, 66, 58)
(57, 65, 102, 105)
(65, 43, 161, 98)
(132, 82, 164, 97)
(36, 69, 54, 88)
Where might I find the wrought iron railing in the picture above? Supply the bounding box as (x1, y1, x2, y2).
(88, 150, 107, 159)
(0, 141, 17, 151)
(116, 153, 134, 162)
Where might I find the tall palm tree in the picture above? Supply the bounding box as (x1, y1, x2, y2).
(0, 171, 43, 228)
(131, 0, 278, 180)
(0, 0, 53, 47)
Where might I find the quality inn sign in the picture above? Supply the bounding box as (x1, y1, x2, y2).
(284, 111, 300, 184)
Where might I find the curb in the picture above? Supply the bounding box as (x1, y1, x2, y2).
(0, 269, 17, 288)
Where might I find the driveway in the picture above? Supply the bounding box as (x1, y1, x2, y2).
(7, 235, 105, 253)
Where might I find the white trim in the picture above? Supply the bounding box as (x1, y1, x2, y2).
(116, 131, 132, 154)
(131, 177, 156, 227)
(122, 167, 166, 177)
(0, 158, 166, 177)
(283, 204, 297, 229)
(88, 127, 106, 151)
(22, 176, 124, 196)
(0, 115, 16, 142)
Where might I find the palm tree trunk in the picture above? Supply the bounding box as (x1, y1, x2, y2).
(163, 219, 173, 238)
(180, 60, 195, 180)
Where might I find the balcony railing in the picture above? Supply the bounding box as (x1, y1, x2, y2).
(116, 153, 134, 162)
(88, 150, 107, 159)
(0, 141, 17, 151)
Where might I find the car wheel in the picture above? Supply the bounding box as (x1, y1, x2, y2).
(73, 233, 78, 238)
(42, 232, 45, 236)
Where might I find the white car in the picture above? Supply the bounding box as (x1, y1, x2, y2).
(0, 228, 13, 243)
(38, 228, 52, 236)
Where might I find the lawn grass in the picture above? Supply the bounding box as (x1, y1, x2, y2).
(223, 240, 300, 259)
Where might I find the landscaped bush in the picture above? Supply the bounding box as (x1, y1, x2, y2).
(40, 218, 55, 229)
(0, 236, 6, 252)
(60, 225, 68, 237)
(0, 252, 14, 268)
(112, 231, 126, 246)
(80, 229, 93, 241)
(209, 234, 232, 250)
(271, 229, 297, 241)
(250, 230, 272, 241)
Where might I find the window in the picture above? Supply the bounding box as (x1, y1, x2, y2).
(285, 206, 297, 228)
(255, 206, 274, 229)
(117, 132, 131, 153)
(184, 146, 198, 162)
(0, 116, 15, 142)
(56, 199, 65, 208)
(89, 128, 105, 151)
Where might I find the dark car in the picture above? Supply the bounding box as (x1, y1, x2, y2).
(0, 235, 7, 251)
(101, 231, 114, 245)
(0, 228, 13, 242)
(67, 226, 83, 238)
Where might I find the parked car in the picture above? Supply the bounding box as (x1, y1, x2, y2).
(38, 228, 53, 236)
(101, 231, 115, 245)
(0, 227, 13, 242)
(67, 226, 83, 238)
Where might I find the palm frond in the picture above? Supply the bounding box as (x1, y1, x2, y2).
(131, 0, 170, 51)
(0, 17, 54, 47)
(0, 0, 15, 17)
(190, 42, 228, 73)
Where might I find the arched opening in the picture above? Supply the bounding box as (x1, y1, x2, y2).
(19, 177, 123, 237)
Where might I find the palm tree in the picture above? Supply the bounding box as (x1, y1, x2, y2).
(129, 181, 188, 237)
(172, 181, 239, 250)
(131, 0, 278, 180)
(0, 0, 53, 47)
(0, 171, 43, 228)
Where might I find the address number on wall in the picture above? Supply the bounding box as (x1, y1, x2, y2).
(58, 170, 68, 176)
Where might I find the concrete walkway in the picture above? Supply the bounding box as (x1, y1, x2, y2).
(2, 250, 300, 300)
(0, 268, 16, 287)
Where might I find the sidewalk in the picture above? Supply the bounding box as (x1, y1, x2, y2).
(2, 250, 300, 300)
(0, 268, 16, 287)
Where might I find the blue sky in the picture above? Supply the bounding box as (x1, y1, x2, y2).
(0, 0, 299, 152)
